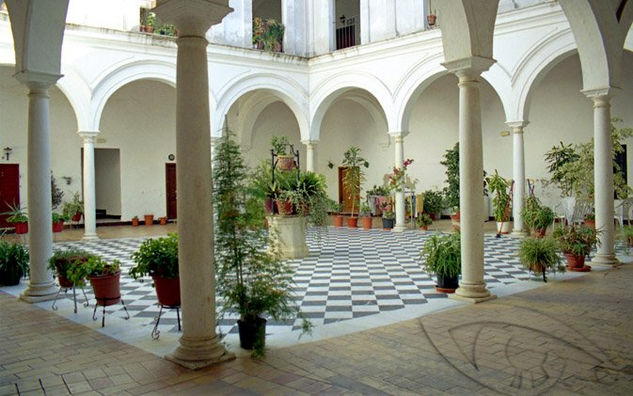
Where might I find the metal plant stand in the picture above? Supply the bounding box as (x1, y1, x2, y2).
(92, 297, 130, 328)
(151, 303, 181, 340)
(51, 285, 90, 314)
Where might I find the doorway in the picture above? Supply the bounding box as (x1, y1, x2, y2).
(338, 166, 359, 213)
(165, 163, 177, 219)
(0, 164, 20, 228)
(94, 148, 122, 218)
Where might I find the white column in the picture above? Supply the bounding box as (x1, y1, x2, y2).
(17, 76, 60, 302)
(79, 131, 99, 240)
(302, 140, 317, 172)
(509, 121, 528, 236)
(154, 0, 234, 369)
(586, 91, 617, 265)
(444, 58, 496, 303)
(391, 132, 408, 232)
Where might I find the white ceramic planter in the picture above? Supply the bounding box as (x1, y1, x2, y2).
(496, 221, 512, 234)
(267, 215, 309, 259)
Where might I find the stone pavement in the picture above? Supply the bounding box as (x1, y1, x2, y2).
(2, 263, 633, 395)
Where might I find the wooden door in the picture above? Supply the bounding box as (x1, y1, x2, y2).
(165, 163, 177, 219)
(338, 166, 359, 214)
(0, 164, 20, 228)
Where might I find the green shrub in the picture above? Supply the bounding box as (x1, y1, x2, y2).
(518, 237, 563, 282)
(129, 234, 179, 279)
(420, 232, 461, 278)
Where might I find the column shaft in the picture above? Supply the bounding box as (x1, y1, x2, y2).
(305, 142, 316, 172)
(80, 132, 98, 240)
(21, 86, 57, 302)
(393, 134, 406, 232)
(511, 124, 526, 236)
(454, 71, 494, 302)
(591, 95, 616, 264)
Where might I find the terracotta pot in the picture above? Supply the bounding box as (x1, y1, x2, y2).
(89, 271, 121, 306)
(159, 217, 167, 225)
(52, 221, 64, 233)
(347, 217, 358, 228)
(333, 215, 344, 227)
(132, 218, 139, 226)
(565, 253, 585, 269)
(72, 212, 82, 222)
(361, 216, 372, 230)
(152, 275, 180, 306)
(427, 14, 437, 27)
(277, 156, 295, 171)
(532, 227, 547, 238)
(144, 214, 154, 226)
(238, 316, 266, 350)
(14, 222, 28, 234)
(275, 199, 293, 215)
(264, 198, 276, 214)
(420, 225, 428, 231)
(584, 219, 596, 229)
(58, 275, 74, 288)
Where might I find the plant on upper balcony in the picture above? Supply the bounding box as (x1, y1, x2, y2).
(252, 17, 285, 52)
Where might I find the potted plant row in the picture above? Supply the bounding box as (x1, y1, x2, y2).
(420, 232, 461, 293)
(0, 240, 29, 286)
(521, 196, 555, 237)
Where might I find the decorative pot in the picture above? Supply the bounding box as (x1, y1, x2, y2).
(72, 212, 82, 222)
(132, 218, 139, 226)
(436, 273, 458, 293)
(361, 216, 372, 230)
(334, 215, 344, 227)
(58, 275, 74, 288)
(277, 155, 295, 171)
(238, 316, 267, 350)
(382, 217, 395, 230)
(420, 225, 428, 231)
(275, 199, 293, 215)
(159, 217, 167, 225)
(89, 271, 121, 306)
(347, 217, 358, 228)
(0, 266, 23, 286)
(152, 276, 181, 306)
(496, 221, 511, 234)
(565, 253, 591, 272)
(52, 221, 64, 233)
(427, 14, 437, 27)
(14, 222, 28, 234)
(144, 214, 154, 226)
(584, 219, 596, 229)
(264, 198, 276, 214)
(532, 227, 547, 238)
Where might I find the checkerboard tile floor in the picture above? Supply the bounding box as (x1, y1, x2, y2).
(50, 227, 549, 340)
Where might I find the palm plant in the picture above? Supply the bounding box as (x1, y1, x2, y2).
(342, 146, 369, 217)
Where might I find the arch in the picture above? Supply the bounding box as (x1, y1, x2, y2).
(213, 72, 309, 139)
(56, 69, 92, 131)
(236, 91, 283, 150)
(310, 71, 393, 140)
(512, 28, 577, 122)
(91, 59, 177, 131)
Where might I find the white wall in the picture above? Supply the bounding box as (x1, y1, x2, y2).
(95, 149, 121, 216)
(99, 80, 176, 220)
(66, 0, 146, 31)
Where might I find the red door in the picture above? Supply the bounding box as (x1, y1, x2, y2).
(0, 164, 20, 228)
(165, 163, 177, 219)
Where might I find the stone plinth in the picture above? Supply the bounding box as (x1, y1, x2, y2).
(268, 215, 309, 259)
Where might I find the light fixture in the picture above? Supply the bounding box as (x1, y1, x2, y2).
(62, 176, 72, 185)
(3, 146, 12, 160)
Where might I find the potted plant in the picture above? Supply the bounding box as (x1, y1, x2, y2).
(584, 212, 596, 229)
(48, 248, 94, 288)
(422, 190, 443, 220)
(381, 200, 395, 230)
(131, 216, 139, 226)
(441, 143, 460, 230)
(621, 225, 633, 247)
(552, 224, 599, 272)
(62, 192, 83, 222)
(5, 204, 28, 234)
(144, 214, 154, 226)
(486, 170, 512, 234)
(52, 212, 67, 233)
(214, 129, 311, 355)
(427, 11, 437, 27)
(342, 146, 369, 228)
(331, 200, 344, 227)
(250, 161, 278, 214)
(521, 196, 555, 237)
(518, 237, 564, 282)
(67, 256, 123, 308)
(271, 135, 295, 170)
(417, 213, 432, 231)
(130, 234, 180, 307)
(360, 202, 372, 230)
(420, 232, 461, 292)
(0, 240, 29, 286)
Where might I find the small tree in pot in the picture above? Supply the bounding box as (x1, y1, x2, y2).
(422, 190, 443, 220)
(0, 240, 29, 286)
(486, 170, 512, 234)
(420, 232, 461, 292)
(552, 224, 599, 271)
(518, 237, 563, 282)
(521, 196, 555, 237)
(130, 234, 180, 307)
(342, 146, 369, 228)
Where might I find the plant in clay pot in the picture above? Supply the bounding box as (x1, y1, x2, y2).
(422, 190, 443, 220)
(420, 232, 461, 292)
(486, 169, 512, 234)
(417, 213, 432, 231)
(359, 202, 372, 230)
(521, 196, 555, 237)
(4, 204, 28, 234)
(271, 135, 295, 170)
(331, 200, 344, 227)
(518, 237, 564, 282)
(342, 146, 369, 227)
(62, 192, 84, 222)
(0, 240, 29, 286)
(130, 234, 180, 307)
(48, 248, 95, 288)
(552, 224, 600, 272)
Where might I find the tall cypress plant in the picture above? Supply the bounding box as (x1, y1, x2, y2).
(441, 142, 460, 212)
(213, 127, 311, 355)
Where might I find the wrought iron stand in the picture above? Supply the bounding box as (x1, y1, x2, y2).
(92, 296, 130, 327)
(51, 285, 90, 314)
(151, 304, 181, 340)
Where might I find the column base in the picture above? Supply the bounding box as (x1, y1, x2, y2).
(588, 253, 619, 267)
(392, 224, 407, 232)
(166, 335, 235, 370)
(450, 282, 496, 304)
(82, 233, 99, 241)
(20, 282, 58, 303)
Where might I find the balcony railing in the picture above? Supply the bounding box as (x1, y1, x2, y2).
(336, 16, 357, 50)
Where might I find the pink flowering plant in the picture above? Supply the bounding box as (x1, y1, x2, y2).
(388, 158, 414, 193)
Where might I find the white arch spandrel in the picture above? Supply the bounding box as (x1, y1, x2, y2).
(90, 59, 177, 131)
(310, 71, 394, 140)
(56, 68, 92, 131)
(213, 72, 309, 139)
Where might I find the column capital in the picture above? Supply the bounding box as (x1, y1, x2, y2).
(14, 71, 62, 90)
(154, 0, 233, 37)
(442, 56, 495, 80)
(506, 121, 529, 132)
(582, 86, 619, 101)
(301, 139, 319, 146)
(388, 131, 409, 140)
(78, 130, 99, 141)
